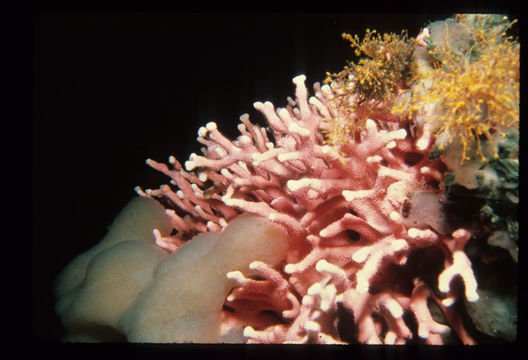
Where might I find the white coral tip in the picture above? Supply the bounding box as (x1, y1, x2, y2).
(466, 291, 480, 302)
(394, 128, 407, 139)
(386, 298, 403, 318)
(356, 277, 369, 294)
(307, 282, 322, 296)
(408, 228, 420, 238)
(277, 107, 290, 119)
(390, 211, 401, 221)
(215, 146, 227, 157)
(315, 259, 334, 273)
(418, 327, 430, 339)
(321, 84, 332, 95)
(352, 248, 369, 263)
(304, 321, 321, 333)
(286, 179, 301, 191)
(385, 331, 397, 344)
(284, 263, 296, 274)
(367, 155, 382, 163)
(243, 326, 257, 338)
(391, 239, 408, 251)
(416, 137, 429, 151)
(365, 119, 377, 130)
(311, 310, 322, 320)
(292, 74, 307, 84)
(205, 121, 217, 131)
(302, 295, 314, 306)
(198, 126, 208, 137)
(441, 297, 455, 307)
(226, 270, 243, 280)
(288, 122, 310, 136)
(184, 160, 195, 171)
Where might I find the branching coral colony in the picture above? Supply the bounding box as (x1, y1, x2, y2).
(55, 14, 518, 344)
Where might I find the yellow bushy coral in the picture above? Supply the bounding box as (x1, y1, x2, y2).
(322, 29, 416, 152)
(393, 15, 519, 164)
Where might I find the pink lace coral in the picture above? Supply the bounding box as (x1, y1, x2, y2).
(136, 74, 479, 344)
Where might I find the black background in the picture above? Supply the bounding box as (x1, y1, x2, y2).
(30, 9, 518, 345)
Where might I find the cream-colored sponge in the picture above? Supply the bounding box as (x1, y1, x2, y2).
(120, 215, 289, 343)
(55, 196, 289, 343)
(54, 197, 173, 298)
(54, 197, 173, 341)
(57, 240, 167, 331)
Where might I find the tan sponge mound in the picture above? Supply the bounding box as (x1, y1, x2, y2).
(54, 197, 289, 342)
(54, 197, 173, 299)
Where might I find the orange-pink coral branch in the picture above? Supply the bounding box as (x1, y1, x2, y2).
(137, 74, 479, 344)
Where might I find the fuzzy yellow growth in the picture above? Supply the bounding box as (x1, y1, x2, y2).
(393, 16, 519, 164)
(322, 29, 416, 152)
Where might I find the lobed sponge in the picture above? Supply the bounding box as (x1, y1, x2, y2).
(57, 241, 168, 335)
(55, 197, 289, 342)
(54, 197, 173, 299)
(120, 214, 289, 343)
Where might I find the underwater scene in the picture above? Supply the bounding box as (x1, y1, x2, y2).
(36, 13, 518, 345)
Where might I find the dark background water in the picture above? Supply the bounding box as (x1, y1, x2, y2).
(32, 10, 472, 343)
